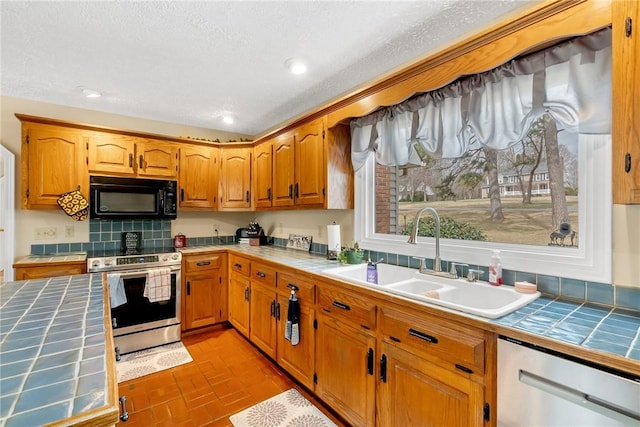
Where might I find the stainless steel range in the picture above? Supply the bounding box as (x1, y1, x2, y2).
(87, 249, 182, 357)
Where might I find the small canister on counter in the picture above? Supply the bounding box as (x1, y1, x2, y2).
(173, 233, 186, 248)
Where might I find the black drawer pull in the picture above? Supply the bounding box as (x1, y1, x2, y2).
(409, 328, 438, 344)
(360, 324, 370, 330)
(234, 263, 242, 269)
(196, 261, 211, 267)
(332, 301, 350, 311)
(256, 271, 266, 278)
(389, 336, 401, 343)
(367, 348, 374, 375)
(455, 364, 473, 374)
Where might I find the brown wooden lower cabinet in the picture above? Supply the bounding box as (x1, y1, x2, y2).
(182, 252, 227, 331)
(377, 340, 486, 426)
(228, 272, 251, 337)
(315, 312, 376, 427)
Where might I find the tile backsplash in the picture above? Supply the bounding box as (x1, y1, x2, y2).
(30, 232, 640, 312)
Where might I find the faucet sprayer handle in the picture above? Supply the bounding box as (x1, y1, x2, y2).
(467, 269, 484, 282)
(449, 262, 468, 278)
(412, 256, 427, 272)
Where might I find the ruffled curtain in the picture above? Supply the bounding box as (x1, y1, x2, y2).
(350, 28, 611, 171)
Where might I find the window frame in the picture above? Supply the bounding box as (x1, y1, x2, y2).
(354, 135, 612, 283)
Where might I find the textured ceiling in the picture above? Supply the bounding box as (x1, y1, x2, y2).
(1, 1, 536, 137)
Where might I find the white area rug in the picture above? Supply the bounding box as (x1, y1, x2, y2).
(116, 341, 193, 383)
(230, 388, 337, 427)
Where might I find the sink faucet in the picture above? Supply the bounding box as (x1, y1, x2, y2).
(407, 206, 441, 273)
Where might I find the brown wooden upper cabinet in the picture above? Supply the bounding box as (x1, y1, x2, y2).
(179, 144, 219, 209)
(253, 140, 273, 209)
(219, 146, 252, 210)
(613, 0, 640, 204)
(88, 134, 178, 179)
(19, 120, 89, 209)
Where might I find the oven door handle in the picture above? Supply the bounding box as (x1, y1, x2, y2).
(108, 268, 179, 279)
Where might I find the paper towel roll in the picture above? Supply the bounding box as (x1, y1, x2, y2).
(327, 224, 341, 259)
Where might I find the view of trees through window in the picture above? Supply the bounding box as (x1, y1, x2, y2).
(375, 113, 580, 248)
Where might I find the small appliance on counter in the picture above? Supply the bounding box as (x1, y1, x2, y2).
(237, 221, 268, 245)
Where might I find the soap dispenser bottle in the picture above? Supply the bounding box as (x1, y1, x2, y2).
(366, 257, 378, 284)
(488, 249, 503, 286)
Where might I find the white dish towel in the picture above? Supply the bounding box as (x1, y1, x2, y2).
(144, 268, 172, 302)
(108, 273, 127, 308)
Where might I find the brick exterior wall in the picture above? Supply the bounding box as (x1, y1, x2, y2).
(375, 163, 398, 234)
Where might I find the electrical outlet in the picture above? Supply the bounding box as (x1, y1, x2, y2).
(35, 227, 57, 240)
(65, 225, 75, 237)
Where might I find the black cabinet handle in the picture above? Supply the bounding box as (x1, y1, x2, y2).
(332, 301, 350, 311)
(244, 287, 250, 301)
(256, 271, 266, 278)
(270, 300, 275, 317)
(625, 153, 632, 173)
(180, 188, 184, 202)
(294, 183, 299, 198)
(187, 281, 191, 296)
(196, 261, 211, 267)
(367, 348, 374, 375)
(246, 190, 250, 203)
(380, 354, 387, 383)
(275, 302, 281, 320)
(128, 153, 133, 167)
(455, 364, 473, 374)
(288, 184, 293, 199)
(267, 188, 271, 201)
(139, 155, 144, 169)
(409, 328, 438, 344)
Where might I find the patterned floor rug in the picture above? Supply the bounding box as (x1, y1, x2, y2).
(230, 388, 337, 427)
(116, 341, 193, 383)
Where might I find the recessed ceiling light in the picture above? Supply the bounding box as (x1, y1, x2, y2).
(285, 58, 307, 75)
(81, 88, 102, 98)
(222, 115, 234, 124)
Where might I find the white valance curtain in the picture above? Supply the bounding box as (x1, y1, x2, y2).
(350, 28, 611, 171)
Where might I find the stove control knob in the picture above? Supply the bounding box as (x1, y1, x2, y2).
(91, 259, 102, 268)
(171, 254, 179, 260)
(104, 258, 114, 267)
(160, 254, 169, 262)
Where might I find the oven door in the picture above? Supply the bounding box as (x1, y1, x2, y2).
(109, 266, 181, 337)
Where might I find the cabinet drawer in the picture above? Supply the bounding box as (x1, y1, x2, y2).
(230, 255, 251, 276)
(317, 286, 376, 331)
(184, 253, 222, 272)
(251, 262, 277, 288)
(277, 273, 315, 304)
(380, 306, 485, 375)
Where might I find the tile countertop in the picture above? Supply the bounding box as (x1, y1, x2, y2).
(0, 274, 119, 427)
(13, 253, 87, 265)
(182, 244, 640, 372)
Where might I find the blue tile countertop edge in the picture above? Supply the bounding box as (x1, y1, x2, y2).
(180, 244, 640, 366)
(0, 274, 117, 427)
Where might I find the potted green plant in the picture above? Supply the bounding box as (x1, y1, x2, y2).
(337, 242, 364, 264)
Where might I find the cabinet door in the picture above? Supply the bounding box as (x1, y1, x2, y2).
(276, 293, 315, 389)
(137, 139, 178, 179)
(613, 0, 640, 204)
(272, 132, 295, 208)
(87, 133, 136, 176)
(184, 269, 223, 330)
(253, 141, 273, 208)
(228, 273, 251, 337)
(249, 283, 277, 358)
(220, 147, 252, 210)
(377, 341, 485, 427)
(179, 145, 219, 209)
(294, 118, 325, 206)
(316, 313, 376, 427)
(23, 123, 88, 209)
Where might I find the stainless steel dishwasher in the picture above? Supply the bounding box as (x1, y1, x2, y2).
(497, 336, 640, 426)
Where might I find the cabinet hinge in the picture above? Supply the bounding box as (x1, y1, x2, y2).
(626, 17, 633, 38)
(313, 373, 318, 384)
(313, 319, 318, 330)
(483, 403, 490, 422)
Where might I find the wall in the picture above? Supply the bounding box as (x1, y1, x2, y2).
(1, 96, 355, 259)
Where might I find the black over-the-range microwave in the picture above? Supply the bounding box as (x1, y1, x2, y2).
(89, 176, 177, 220)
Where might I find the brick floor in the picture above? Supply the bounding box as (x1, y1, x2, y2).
(117, 325, 344, 426)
